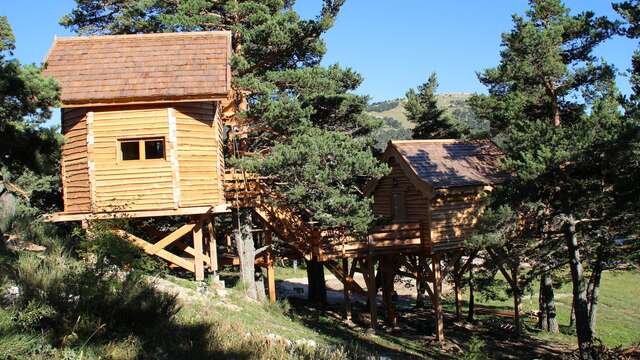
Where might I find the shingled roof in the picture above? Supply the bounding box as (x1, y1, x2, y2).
(387, 139, 507, 189)
(43, 31, 231, 106)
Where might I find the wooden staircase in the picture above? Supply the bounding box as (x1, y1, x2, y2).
(223, 169, 431, 261)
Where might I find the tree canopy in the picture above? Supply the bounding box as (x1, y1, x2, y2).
(405, 72, 466, 139)
(0, 16, 61, 218)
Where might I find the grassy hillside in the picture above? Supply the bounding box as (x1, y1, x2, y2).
(367, 93, 483, 132)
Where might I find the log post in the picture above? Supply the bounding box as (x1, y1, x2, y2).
(454, 256, 462, 321)
(432, 253, 444, 342)
(416, 254, 426, 308)
(265, 231, 276, 303)
(366, 255, 378, 332)
(207, 216, 218, 275)
(342, 257, 352, 320)
(193, 218, 205, 282)
(381, 255, 398, 328)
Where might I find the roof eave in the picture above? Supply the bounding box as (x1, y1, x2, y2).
(59, 94, 230, 108)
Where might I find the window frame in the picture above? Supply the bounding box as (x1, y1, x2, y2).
(117, 137, 167, 163)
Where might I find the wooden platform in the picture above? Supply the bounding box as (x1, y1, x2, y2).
(225, 171, 462, 261)
(45, 204, 229, 222)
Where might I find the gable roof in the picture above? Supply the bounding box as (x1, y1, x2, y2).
(43, 31, 231, 107)
(366, 139, 507, 196)
(391, 139, 507, 189)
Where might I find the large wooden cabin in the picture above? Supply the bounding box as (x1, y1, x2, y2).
(366, 139, 507, 251)
(43, 32, 232, 221)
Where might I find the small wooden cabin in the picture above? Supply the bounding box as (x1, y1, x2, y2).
(42, 32, 232, 221)
(366, 139, 506, 250)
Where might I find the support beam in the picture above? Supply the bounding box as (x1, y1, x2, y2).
(265, 231, 276, 303)
(112, 229, 194, 272)
(416, 254, 425, 307)
(381, 255, 398, 328)
(454, 255, 462, 321)
(365, 255, 378, 332)
(432, 253, 444, 342)
(193, 220, 205, 282)
(148, 223, 195, 255)
(342, 258, 352, 321)
(207, 216, 218, 273)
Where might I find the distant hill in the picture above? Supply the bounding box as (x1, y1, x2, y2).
(367, 93, 483, 132)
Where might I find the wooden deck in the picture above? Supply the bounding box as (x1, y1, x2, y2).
(224, 170, 462, 261)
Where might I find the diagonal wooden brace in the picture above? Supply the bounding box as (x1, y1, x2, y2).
(112, 229, 195, 272)
(147, 223, 196, 255)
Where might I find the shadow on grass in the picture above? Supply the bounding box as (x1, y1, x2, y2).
(286, 297, 424, 359)
(283, 291, 571, 360)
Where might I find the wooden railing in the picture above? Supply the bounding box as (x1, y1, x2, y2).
(223, 168, 462, 260)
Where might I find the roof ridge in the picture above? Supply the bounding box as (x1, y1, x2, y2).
(54, 31, 231, 42)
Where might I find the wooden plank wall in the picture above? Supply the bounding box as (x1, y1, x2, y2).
(372, 157, 432, 246)
(92, 105, 174, 211)
(61, 108, 91, 213)
(174, 102, 224, 207)
(430, 190, 486, 247)
(372, 157, 428, 221)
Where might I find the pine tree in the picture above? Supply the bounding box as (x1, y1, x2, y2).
(405, 72, 466, 139)
(469, 1, 618, 356)
(614, 1, 640, 116)
(0, 16, 61, 220)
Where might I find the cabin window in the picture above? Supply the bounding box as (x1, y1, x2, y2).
(118, 138, 165, 161)
(144, 139, 165, 159)
(391, 191, 407, 222)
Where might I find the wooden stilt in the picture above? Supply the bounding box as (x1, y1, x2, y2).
(366, 255, 377, 332)
(381, 255, 398, 328)
(432, 253, 444, 342)
(454, 256, 462, 321)
(265, 231, 276, 303)
(193, 219, 205, 282)
(416, 254, 426, 307)
(207, 216, 218, 274)
(342, 257, 352, 320)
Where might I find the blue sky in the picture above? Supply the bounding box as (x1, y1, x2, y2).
(3, 0, 637, 103)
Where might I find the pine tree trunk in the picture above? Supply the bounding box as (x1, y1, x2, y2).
(589, 255, 603, 335)
(233, 208, 257, 300)
(570, 301, 575, 327)
(539, 270, 559, 333)
(467, 262, 475, 322)
(538, 275, 549, 331)
(565, 221, 595, 360)
(512, 263, 522, 336)
(306, 258, 327, 304)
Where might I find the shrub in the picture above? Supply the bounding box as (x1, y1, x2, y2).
(461, 336, 489, 360)
(11, 246, 179, 348)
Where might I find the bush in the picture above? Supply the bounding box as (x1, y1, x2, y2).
(10, 245, 179, 349)
(461, 336, 489, 360)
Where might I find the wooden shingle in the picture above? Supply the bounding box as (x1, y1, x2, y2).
(43, 31, 231, 107)
(391, 139, 507, 189)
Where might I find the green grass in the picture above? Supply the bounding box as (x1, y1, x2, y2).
(274, 263, 307, 281)
(456, 270, 640, 348)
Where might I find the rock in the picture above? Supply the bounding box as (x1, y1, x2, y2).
(5, 234, 46, 253)
(1, 285, 20, 304)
